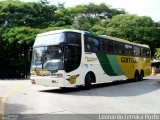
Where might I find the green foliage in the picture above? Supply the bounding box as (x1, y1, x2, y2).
(2, 27, 41, 45)
(53, 7, 74, 26)
(89, 25, 108, 35)
(72, 14, 98, 30)
(154, 48, 160, 60)
(74, 3, 125, 19)
(72, 3, 125, 30)
(54, 3, 125, 29)
(0, 0, 57, 28)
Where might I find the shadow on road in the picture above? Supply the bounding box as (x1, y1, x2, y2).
(40, 79, 135, 92)
(39, 79, 160, 97)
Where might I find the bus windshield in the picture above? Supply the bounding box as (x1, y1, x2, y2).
(34, 33, 65, 47)
(31, 45, 63, 70)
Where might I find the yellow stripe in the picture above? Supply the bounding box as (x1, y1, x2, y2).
(0, 84, 22, 115)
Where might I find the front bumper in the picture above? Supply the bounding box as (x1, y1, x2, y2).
(30, 76, 65, 87)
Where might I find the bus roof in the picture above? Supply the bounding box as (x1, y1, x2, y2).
(37, 29, 84, 37)
(37, 29, 149, 48)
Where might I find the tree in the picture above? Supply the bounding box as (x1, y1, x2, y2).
(2, 26, 41, 44)
(72, 3, 125, 30)
(1, 27, 42, 78)
(74, 3, 125, 19)
(72, 14, 98, 30)
(154, 48, 160, 60)
(53, 5, 74, 26)
(89, 25, 108, 34)
(0, 0, 57, 28)
(53, 2, 125, 29)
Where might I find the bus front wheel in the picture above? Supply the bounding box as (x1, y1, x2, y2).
(85, 73, 92, 90)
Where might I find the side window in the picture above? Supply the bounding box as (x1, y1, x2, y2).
(133, 46, 140, 56)
(141, 48, 150, 57)
(84, 36, 91, 52)
(101, 39, 108, 52)
(146, 49, 150, 57)
(114, 42, 124, 54)
(124, 44, 133, 55)
(84, 36, 100, 52)
(107, 41, 113, 53)
(65, 32, 81, 45)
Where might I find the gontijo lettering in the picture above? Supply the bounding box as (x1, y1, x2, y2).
(121, 57, 137, 63)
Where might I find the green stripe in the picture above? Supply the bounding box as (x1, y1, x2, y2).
(107, 55, 123, 75)
(96, 53, 123, 76)
(96, 53, 116, 76)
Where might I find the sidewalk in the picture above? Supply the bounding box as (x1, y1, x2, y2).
(146, 73, 160, 80)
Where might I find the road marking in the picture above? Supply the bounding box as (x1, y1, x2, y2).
(0, 84, 22, 115)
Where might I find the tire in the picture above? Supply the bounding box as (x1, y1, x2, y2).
(134, 71, 139, 81)
(138, 74, 142, 81)
(85, 73, 92, 90)
(139, 71, 144, 81)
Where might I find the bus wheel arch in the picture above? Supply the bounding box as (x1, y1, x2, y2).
(84, 71, 96, 90)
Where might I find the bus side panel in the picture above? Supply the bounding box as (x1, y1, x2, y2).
(96, 53, 127, 82)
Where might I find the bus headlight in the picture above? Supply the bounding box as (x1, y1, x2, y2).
(53, 73, 63, 78)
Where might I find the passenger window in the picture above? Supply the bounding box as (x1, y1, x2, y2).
(101, 40, 108, 52)
(124, 44, 133, 55)
(107, 41, 113, 53)
(146, 49, 150, 57)
(84, 36, 100, 52)
(133, 46, 140, 56)
(114, 42, 124, 54)
(141, 48, 150, 57)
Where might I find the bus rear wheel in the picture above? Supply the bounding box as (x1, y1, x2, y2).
(139, 70, 144, 81)
(85, 73, 92, 90)
(134, 71, 140, 81)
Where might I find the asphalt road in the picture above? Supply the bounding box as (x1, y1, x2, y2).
(0, 75, 160, 119)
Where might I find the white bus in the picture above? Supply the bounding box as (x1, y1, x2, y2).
(30, 29, 151, 89)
